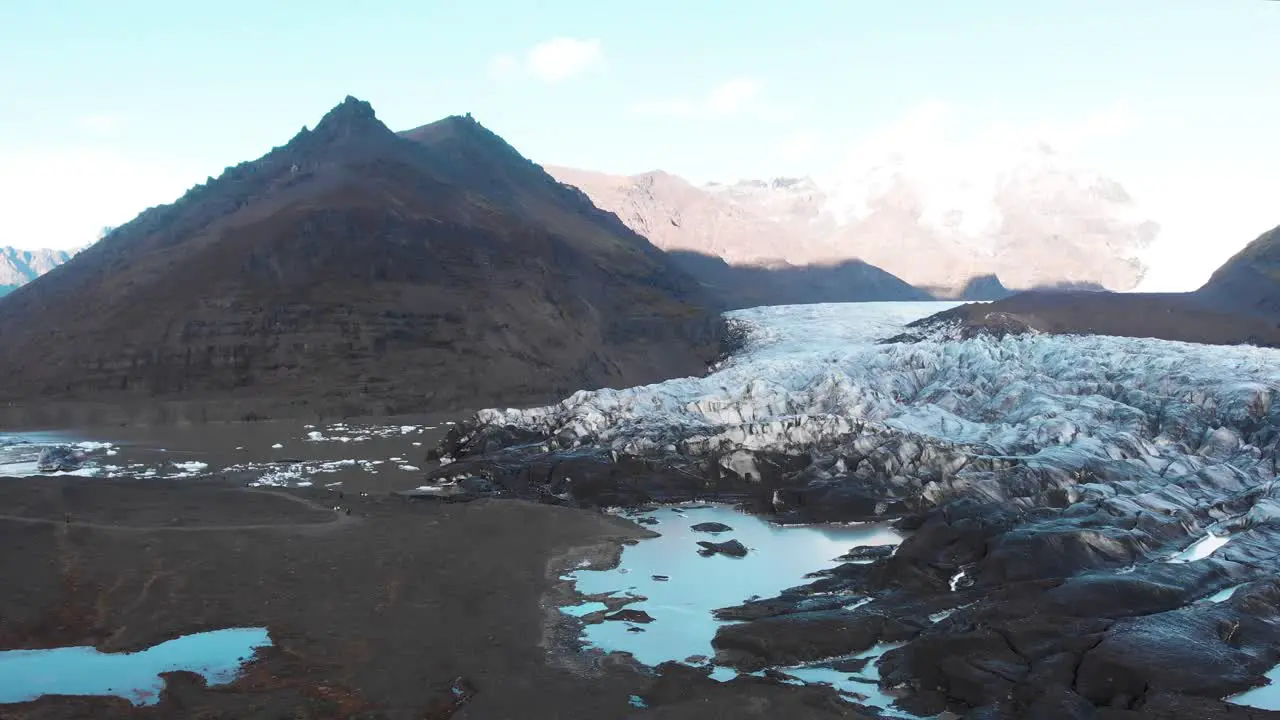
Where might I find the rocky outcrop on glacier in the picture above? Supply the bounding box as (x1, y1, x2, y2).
(426, 301, 1280, 717)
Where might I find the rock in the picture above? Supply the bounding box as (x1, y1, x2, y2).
(712, 610, 896, 671)
(36, 446, 83, 473)
(837, 545, 896, 562)
(697, 539, 748, 558)
(603, 609, 655, 624)
(815, 656, 871, 673)
(690, 521, 734, 533)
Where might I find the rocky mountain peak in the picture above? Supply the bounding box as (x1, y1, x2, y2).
(286, 95, 398, 157)
(312, 95, 381, 135)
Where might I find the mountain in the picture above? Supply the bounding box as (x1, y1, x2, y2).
(814, 147, 1159, 296)
(545, 167, 928, 306)
(0, 247, 74, 296)
(1196, 223, 1280, 321)
(0, 97, 723, 426)
(905, 222, 1280, 348)
(553, 144, 1159, 299)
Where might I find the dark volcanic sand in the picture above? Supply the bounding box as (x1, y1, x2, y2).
(0, 475, 872, 719)
(915, 291, 1280, 347)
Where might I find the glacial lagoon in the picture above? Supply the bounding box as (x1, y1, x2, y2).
(560, 505, 918, 714)
(0, 627, 271, 706)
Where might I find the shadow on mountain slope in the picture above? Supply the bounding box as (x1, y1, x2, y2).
(665, 251, 932, 309)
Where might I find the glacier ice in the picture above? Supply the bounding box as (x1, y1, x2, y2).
(464, 301, 1280, 497)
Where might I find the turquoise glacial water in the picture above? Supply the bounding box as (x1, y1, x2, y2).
(0, 627, 271, 706)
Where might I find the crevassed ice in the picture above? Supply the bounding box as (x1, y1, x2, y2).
(475, 301, 1280, 476)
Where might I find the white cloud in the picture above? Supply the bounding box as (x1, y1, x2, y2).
(75, 112, 127, 138)
(776, 130, 823, 161)
(1131, 170, 1277, 292)
(490, 37, 605, 84)
(984, 101, 1138, 156)
(704, 78, 763, 115)
(631, 76, 784, 120)
(0, 144, 194, 250)
(487, 53, 520, 80)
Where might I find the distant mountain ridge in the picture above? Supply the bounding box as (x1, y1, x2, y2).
(546, 166, 928, 306)
(0, 247, 75, 295)
(551, 144, 1158, 298)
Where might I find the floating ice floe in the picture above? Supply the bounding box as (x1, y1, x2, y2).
(168, 461, 209, 478)
(228, 458, 380, 488)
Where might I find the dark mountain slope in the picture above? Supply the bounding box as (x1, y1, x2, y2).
(663, 251, 931, 309)
(906, 220, 1280, 348)
(1196, 223, 1280, 321)
(0, 97, 723, 426)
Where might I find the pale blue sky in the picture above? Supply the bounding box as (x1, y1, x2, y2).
(1, 0, 1277, 289)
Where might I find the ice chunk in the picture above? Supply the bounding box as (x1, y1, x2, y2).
(1167, 533, 1231, 563)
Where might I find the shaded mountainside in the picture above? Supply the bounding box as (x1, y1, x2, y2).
(0, 97, 724, 426)
(666, 251, 929, 309)
(0, 247, 73, 295)
(1197, 223, 1280, 321)
(908, 291, 1280, 347)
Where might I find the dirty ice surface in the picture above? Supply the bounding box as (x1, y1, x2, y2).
(563, 505, 907, 711)
(0, 627, 270, 706)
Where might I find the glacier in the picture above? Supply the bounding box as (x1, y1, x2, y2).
(455, 301, 1280, 494)
(435, 301, 1280, 717)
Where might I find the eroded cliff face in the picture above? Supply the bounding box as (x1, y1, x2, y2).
(0, 98, 724, 425)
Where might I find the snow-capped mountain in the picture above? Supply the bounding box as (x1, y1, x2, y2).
(555, 142, 1159, 298)
(0, 246, 76, 295)
(703, 176, 832, 229)
(546, 166, 928, 306)
(548, 167, 832, 264)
